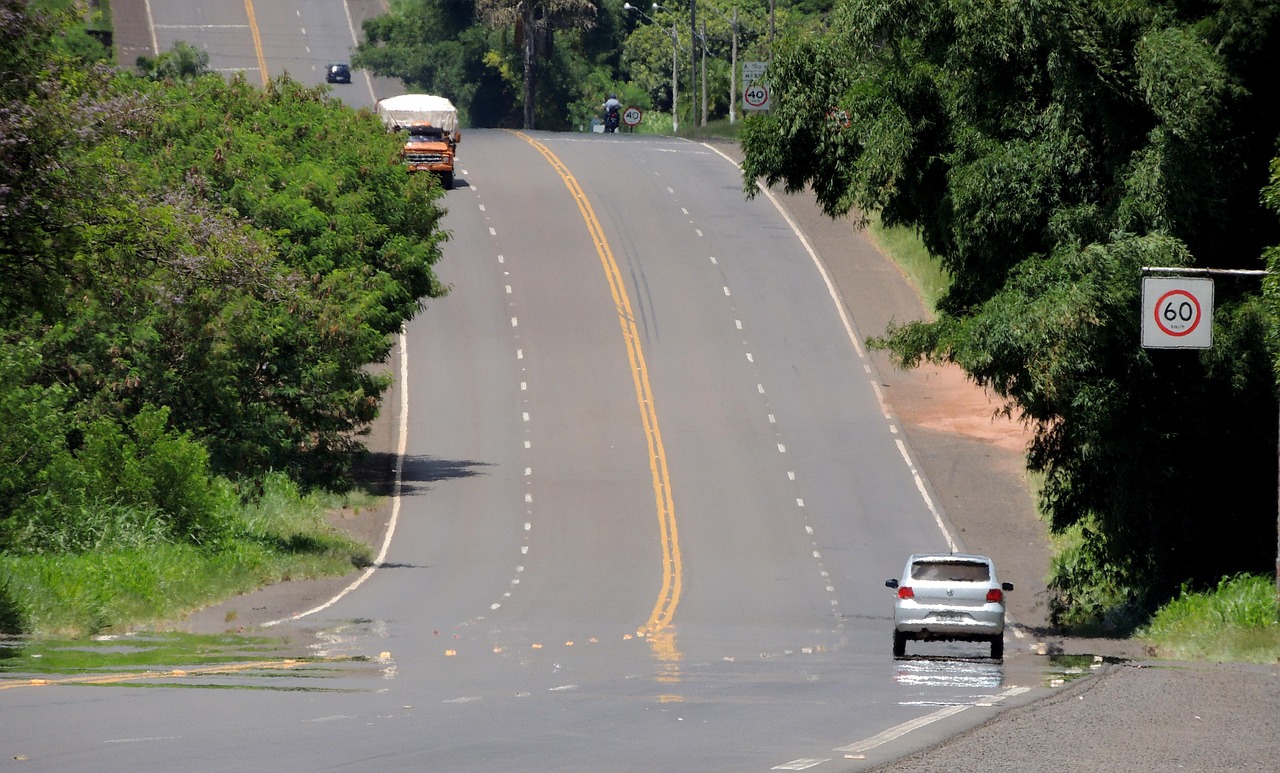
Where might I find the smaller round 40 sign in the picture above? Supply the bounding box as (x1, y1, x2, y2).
(1141, 276, 1214, 349)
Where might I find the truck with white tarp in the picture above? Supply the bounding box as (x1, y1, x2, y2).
(376, 94, 460, 188)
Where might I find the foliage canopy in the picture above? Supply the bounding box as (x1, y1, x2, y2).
(0, 0, 448, 557)
(741, 0, 1280, 626)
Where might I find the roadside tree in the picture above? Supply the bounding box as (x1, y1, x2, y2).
(741, 0, 1280, 626)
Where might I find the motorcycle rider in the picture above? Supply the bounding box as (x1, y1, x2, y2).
(602, 93, 622, 132)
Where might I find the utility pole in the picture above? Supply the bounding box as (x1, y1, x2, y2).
(690, 0, 697, 134)
(701, 19, 708, 126)
(729, 6, 738, 124)
(671, 23, 679, 134)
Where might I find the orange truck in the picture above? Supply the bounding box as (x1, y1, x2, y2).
(376, 94, 461, 189)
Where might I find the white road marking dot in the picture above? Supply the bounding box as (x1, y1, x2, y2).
(511, 317, 518, 327)
(489, 227, 497, 236)
(524, 522, 532, 530)
(517, 349, 523, 359)
(522, 412, 530, 422)
(746, 353, 754, 362)
(797, 498, 805, 507)
(778, 443, 786, 453)
(769, 414, 777, 423)
(498, 255, 505, 263)
(758, 384, 765, 393)
(711, 256, 719, 265)
(788, 471, 796, 480)
(506, 285, 512, 294)
(521, 382, 527, 390)
(723, 286, 731, 296)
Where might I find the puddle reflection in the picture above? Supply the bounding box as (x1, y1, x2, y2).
(893, 656, 1005, 689)
(0, 629, 381, 692)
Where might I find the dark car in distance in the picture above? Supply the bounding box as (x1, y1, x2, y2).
(326, 63, 351, 84)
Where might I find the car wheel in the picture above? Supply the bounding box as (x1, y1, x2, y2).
(892, 630, 906, 658)
(990, 635, 1004, 660)
(441, 172, 454, 190)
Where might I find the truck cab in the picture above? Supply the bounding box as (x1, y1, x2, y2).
(376, 94, 460, 189)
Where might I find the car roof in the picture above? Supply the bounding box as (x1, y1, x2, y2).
(907, 552, 994, 564)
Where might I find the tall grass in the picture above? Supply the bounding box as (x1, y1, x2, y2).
(865, 213, 951, 315)
(1140, 574, 1280, 664)
(0, 473, 375, 637)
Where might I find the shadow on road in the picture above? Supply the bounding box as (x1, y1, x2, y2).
(355, 452, 494, 497)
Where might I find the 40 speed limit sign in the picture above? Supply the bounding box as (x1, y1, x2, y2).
(1141, 276, 1214, 349)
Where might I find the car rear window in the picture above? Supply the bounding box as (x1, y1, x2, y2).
(910, 560, 990, 582)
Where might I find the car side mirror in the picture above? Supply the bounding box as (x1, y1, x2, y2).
(1002, 582, 1014, 591)
(885, 579, 899, 589)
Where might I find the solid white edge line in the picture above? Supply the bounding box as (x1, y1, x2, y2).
(834, 687, 1030, 754)
(699, 142, 958, 553)
(144, 0, 158, 55)
(835, 705, 968, 754)
(263, 328, 408, 627)
(341, 1, 380, 108)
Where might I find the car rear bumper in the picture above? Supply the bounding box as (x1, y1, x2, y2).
(895, 611, 1004, 640)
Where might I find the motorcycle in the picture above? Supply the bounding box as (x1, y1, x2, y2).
(604, 105, 621, 134)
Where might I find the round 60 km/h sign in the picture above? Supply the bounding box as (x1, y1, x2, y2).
(1154, 288, 1201, 336)
(1141, 276, 1214, 349)
(622, 106, 642, 127)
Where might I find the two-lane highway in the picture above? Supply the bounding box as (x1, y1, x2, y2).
(0, 5, 1052, 771)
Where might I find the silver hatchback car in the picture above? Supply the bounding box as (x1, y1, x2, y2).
(885, 553, 1013, 659)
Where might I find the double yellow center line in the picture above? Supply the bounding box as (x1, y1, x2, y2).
(244, 0, 269, 87)
(515, 132, 683, 644)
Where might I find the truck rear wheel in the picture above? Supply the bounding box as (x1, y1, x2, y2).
(441, 172, 453, 190)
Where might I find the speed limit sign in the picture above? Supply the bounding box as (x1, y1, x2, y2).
(743, 83, 770, 111)
(622, 106, 642, 127)
(1142, 276, 1213, 349)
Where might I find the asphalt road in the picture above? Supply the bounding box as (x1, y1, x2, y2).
(2, 119, 1056, 770)
(8, 3, 1273, 772)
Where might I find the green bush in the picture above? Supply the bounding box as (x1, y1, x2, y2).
(3, 406, 238, 554)
(1141, 574, 1280, 663)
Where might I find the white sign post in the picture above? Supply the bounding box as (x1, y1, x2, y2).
(742, 61, 770, 112)
(1141, 276, 1214, 349)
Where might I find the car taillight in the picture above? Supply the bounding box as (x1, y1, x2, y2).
(897, 587, 914, 600)
(986, 588, 1004, 603)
